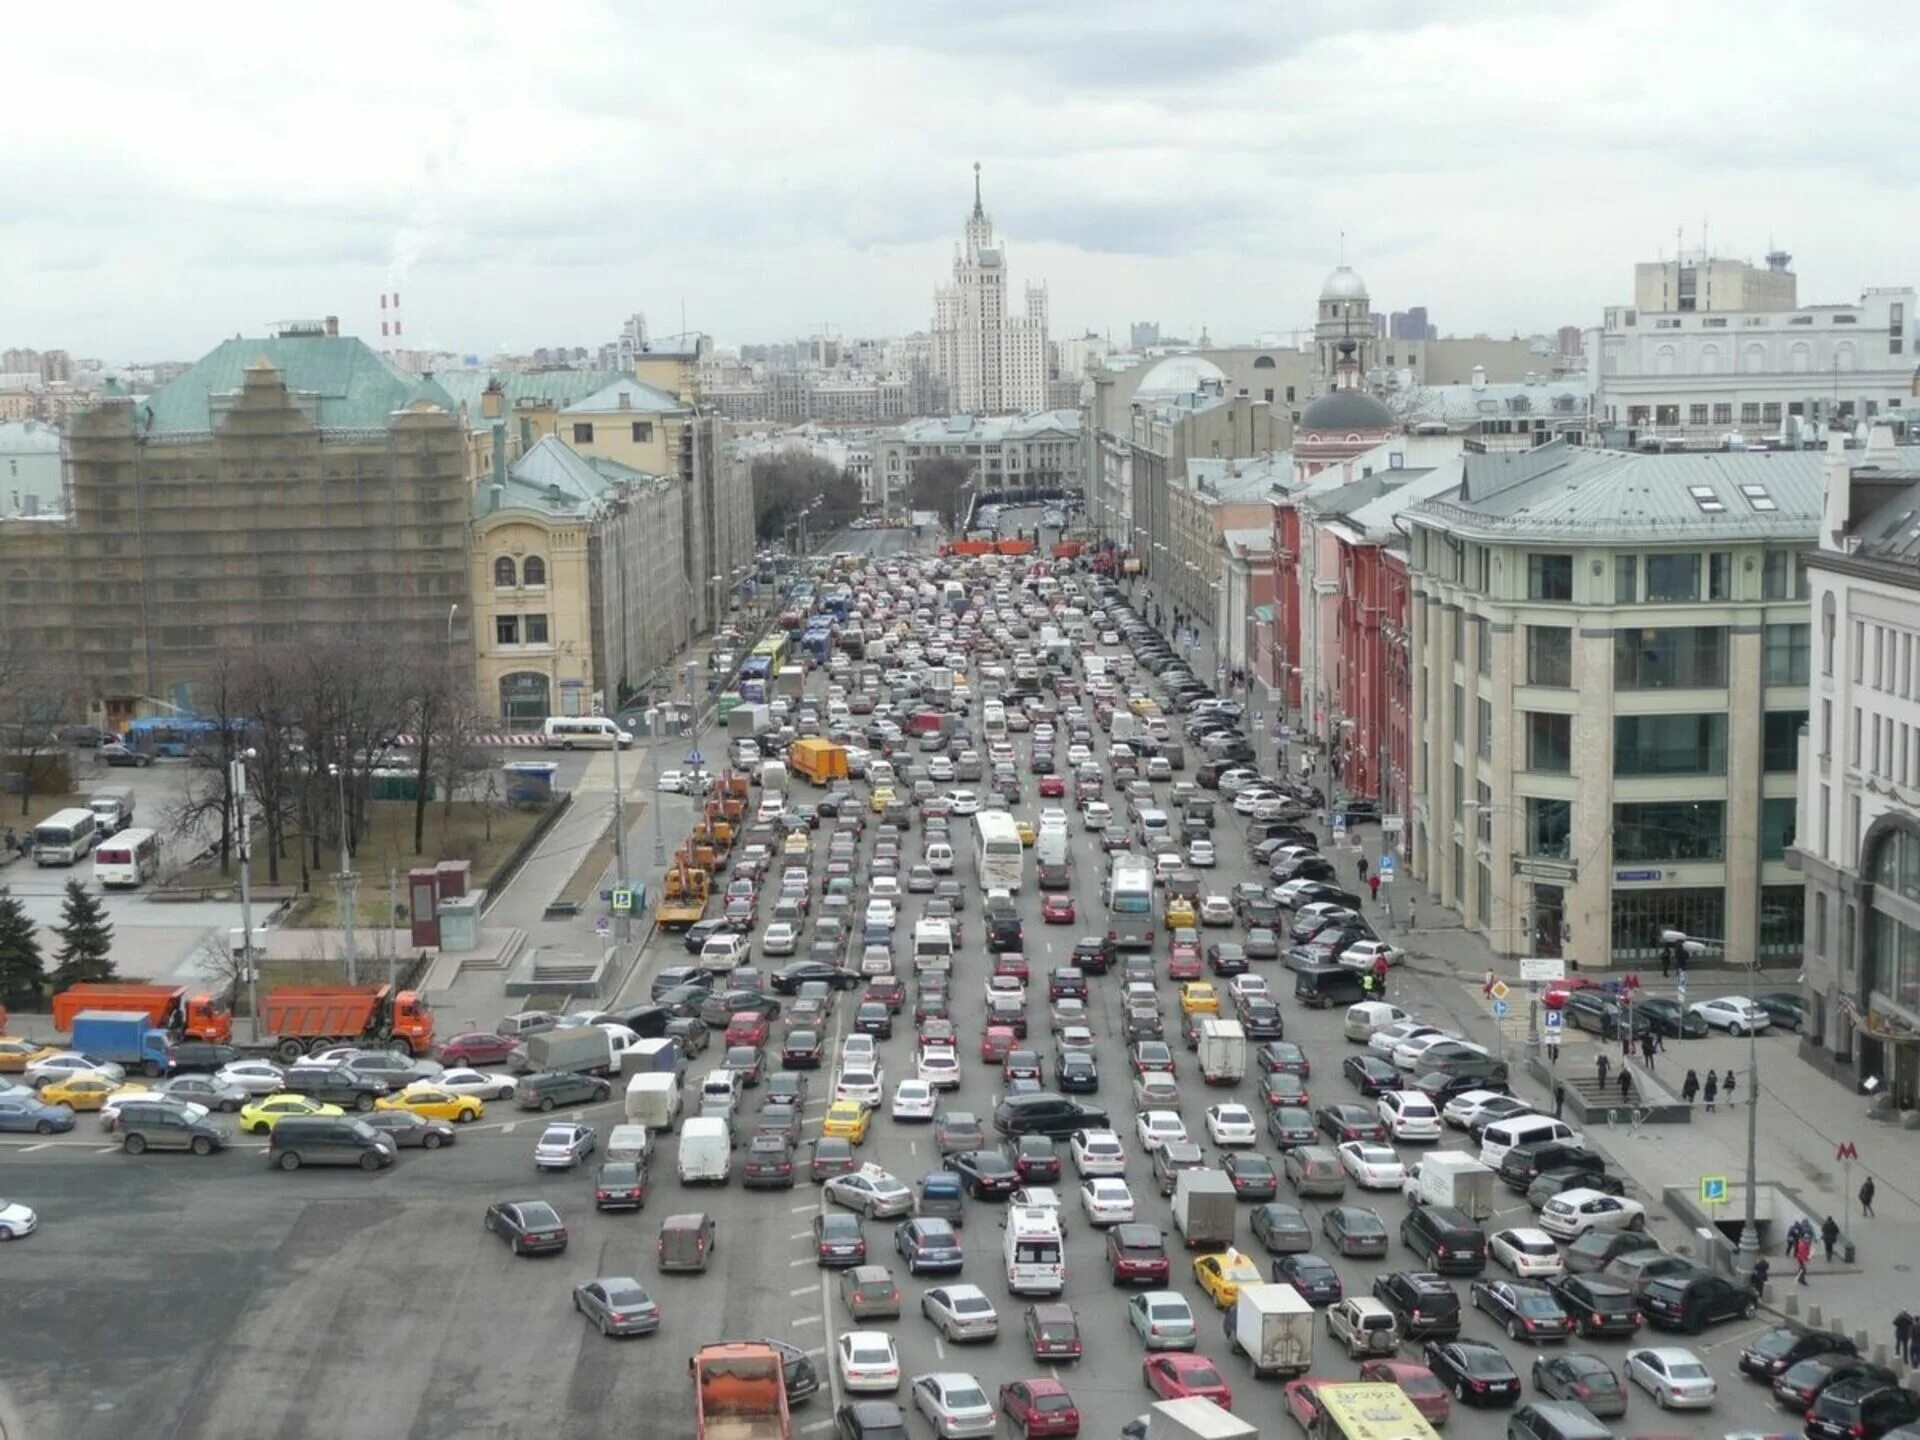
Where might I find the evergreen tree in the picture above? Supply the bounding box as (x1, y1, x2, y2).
(0, 892, 47, 1010)
(50, 878, 116, 988)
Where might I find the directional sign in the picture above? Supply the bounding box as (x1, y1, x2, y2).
(1519, 957, 1567, 983)
(1544, 1010, 1565, 1031)
(1381, 814, 1405, 837)
(1700, 1176, 1729, 1204)
(611, 888, 634, 915)
(1491, 998, 1511, 1018)
(1676, 975, 1689, 1007)
(1489, 980, 1510, 1001)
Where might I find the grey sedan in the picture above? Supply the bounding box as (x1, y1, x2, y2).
(361, 1110, 456, 1149)
(572, 1276, 661, 1337)
(155, 1074, 250, 1111)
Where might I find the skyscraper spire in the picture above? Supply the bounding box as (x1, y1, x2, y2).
(973, 161, 983, 218)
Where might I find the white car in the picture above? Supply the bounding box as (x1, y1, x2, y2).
(841, 1035, 878, 1068)
(419, 1067, 518, 1101)
(1135, 1109, 1188, 1153)
(864, 900, 898, 931)
(1228, 974, 1271, 1005)
(859, 946, 895, 978)
(1377, 1091, 1443, 1141)
(891, 1079, 937, 1121)
(1082, 802, 1114, 829)
(1489, 1227, 1566, 1278)
(946, 790, 981, 816)
(985, 974, 1027, 1007)
(0, 1197, 39, 1241)
(1442, 1089, 1518, 1130)
(1540, 1189, 1647, 1240)
(911, 1372, 996, 1439)
(1070, 1128, 1128, 1176)
(1188, 840, 1216, 868)
(1079, 1176, 1136, 1225)
(1275, 878, 1329, 908)
(1056, 1026, 1096, 1055)
(1204, 1104, 1258, 1147)
(1339, 1141, 1408, 1190)
(1198, 895, 1235, 928)
(1688, 996, 1772, 1035)
(533, 1122, 595, 1170)
(920, 1283, 999, 1341)
(834, 1066, 885, 1109)
(1392, 1032, 1471, 1073)
(1369, 1021, 1443, 1058)
(837, 1330, 901, 1392)
(1341, 939, 1404, 970)
(101, 1090, 206, 1127)
(25, 1052, 126, 1086)
(215, 1059, 287, 1096)
(870, 875, 902, 901)
(916, 1047, 962, 1090)
(761, 922, 799, 956)
(1625, 1347, 1717, 1409)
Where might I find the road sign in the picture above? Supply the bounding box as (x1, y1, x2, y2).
(1279, 725, 1293, 742)
(1489, 980, 1511, 1001)
(1700, 1176, 1729, 1204)
(1836, 1141, 1859, 1162)
(1332, 814, 1348, 839)
(1381, 813, 1404, 836)
(1254, 711, 1264, 725)
(611, 888, 634, 915)
(1518, 957, 1567, 983)
(1544, 1010, 1564, 1031)
(1490, 998, 1511, 1018)
(1676, 974, 1689, 1006)
(595, 916, 610, 937)
(1378, 853, 1396, 883)
(686, 748, 705, 768)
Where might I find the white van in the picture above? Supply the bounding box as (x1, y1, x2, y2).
(1478, 1116, 1582, 1169)
(677, 1117, 731, 1184)
(912, 919, 955, 974)
(542, 716, 633, 750)
(624, 1074, 681, 1131)
(924, 842, 955, 874)
(94, 827, 160, 889)
(32, 808, 97, 866)
(1003, 1205, 1066, 1295)
(1344, 1002, 1412, 1043)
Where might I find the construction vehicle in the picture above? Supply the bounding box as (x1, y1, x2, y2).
(253, 984, 435, 1063)
(51, 982, 233, 1043)
(657, 866, 711, 929)
(690, 1343, 790, 1440)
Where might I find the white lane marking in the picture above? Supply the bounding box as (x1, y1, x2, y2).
(934, 1336, 946, 1361)
(17, 1143, 51, 1153)
(791, 1230, 816, 1240)
(96, 1145, 121, 1155)
(791, 1285, 818, 1297)
(500, 1123, 516, 1134)
(791, 1257, 816, 1267)
(790, 1314, 823, 1327)
(801, 1422, 834, 1434)
(791, 1202, 818, 1214)
(909, 1139, 918, 1158)
(804, 1347, 827, 1359)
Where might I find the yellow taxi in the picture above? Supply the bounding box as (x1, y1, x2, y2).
(1015, 820, 1036, 847)
(1179, 982, 1220, 1016)
(1192, 1247, 1263, 1309)
(40, 1073, 135, 1112)
(1128, 694, 1157, 716)
(0, 1038, 60, 1073)
(239, 1093, 345, 1134)
(821, 1100, 871, 1143)
(376, 1086, 483, 1124)
(869, 787, 897, 815)
(1165, 897, 1197, 930)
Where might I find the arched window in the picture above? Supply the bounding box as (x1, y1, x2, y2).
(1655, 345, 1677, 377)
(1253, 355, 1276, 369)
(1790, 342, 1813, 373)
(1744, 344, 1767, 373)
(523, 555, 547, 588)
(493, 556, 517, 589)
(1697, 344, 1720, 375)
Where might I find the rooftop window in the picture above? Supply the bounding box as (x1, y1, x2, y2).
(1687, 485, 1725, 514)
(1739, 483, 1777, 513)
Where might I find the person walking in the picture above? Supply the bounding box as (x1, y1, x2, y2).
(1357, 855, 1369, 883)
(1482, 968, 1496, 998)
(1751, 1256, 1771, 1294)
(1722, 1069, 1737, 1106)
(1545, 1029, 1561, 1067)
(1596, 1052, 1610, 1089)
(1703, 1071, 1719, 1112)
(1795, 1232, 1813, 1286)
(1367, 872, 1380, 903)
(1620, 1025, 1634, 1059)
(1681, 1069, 1700, 1105)
(1554, 1082, 1567, 1118)
(1860, 1175, 1877, 1218)
(1641, 1033, 1657, 1072)
(1821, 1215, 1841, 1263)
(1360, 970, 1374, 999)
(1895, 1310, 1913, 1366)
(1373, 955, 1389, 1000)
(1618, 1068, 1633, 1103)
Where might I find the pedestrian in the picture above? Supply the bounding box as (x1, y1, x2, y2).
(1596, 1052, 1610, 1089)
(1821, 1215, 1841, 1263)
(1751, 1256, 1771, 1294)
(1357, 854, 1369, 882)
(1860, 1175, 1876, 1218)
(1795, 1233, 1813, 1285)
(1360, 971, 1374, 998)
(1895, 1310, 1913, 1366)
(1482, 968, 1496, 998)
(1681, 1069, 1700, 1104)
(1620, 1026, 1633, 1059)
(1407, 899, 1417, 929)
(1554, 1082, 1566, 1118)
(1618, 1068, 1632, 1102)
(1373, 956, 1389, 1000)
(1722, 1069, 1737, 1106)
(1367, 872, 1381, 903)
(1703, 1071, 1718, 1111)
(1545, 1030, 1560, 1067)
(1641, 1034, 1657, 1071)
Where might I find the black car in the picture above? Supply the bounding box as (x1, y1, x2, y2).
(679, 924, 731, 958)
(772, 961, 863, 995)
(515, 1070, 613, 1111)
(169, 1041, 244, 1073)
(1071, 936, 1114, 974)
(282, 1064, 388, 1111)
(993, 1093, 1107, 1139)
(1056, 1051, 1099, 1093)
(1265, 1106, 1317, 1150)
(1343, 1054, 1400, 1096)
(813, 1211, 867, 1267)
(1639, 1272, 1757, 1332)
(1753, 990, 1809, 1032)
(757, 1335, 823, 1404)
(782, 1030, 825, 1069)
(1272, 1252, 1343, 1306)
(1634, 997, 1708, 1038)
(1739, 1326, 1856, 1380)
(1238, 998, 1284, 1039)
(484, 1199, 568, 1255)
(1527, 1167, 1625, 1209)
(361, 1110, 456, 1150)
(1805, 1377, 1920, 1440)
(1206, 943, 1249, 977)
(1424, 1340, 1522, 1407)
(1469, 1280, 1576, 1342)
(1372, 1270, 1461, 1339)
(1256, 1042, 1310, 1078)
(593, 1159, 647, 1210)
(1560, 990, 1652, 1038)
(743, 1135, 797, 1189)
(945, 1149, 1019, 1198)
(1774, 1355, 1891, 1411)
(836, 1399, 908, 1440)
(1414, 1070, 1510, 1105)
(1316, 1104, 1389, 1143)
(853, 1003, 893, 1039)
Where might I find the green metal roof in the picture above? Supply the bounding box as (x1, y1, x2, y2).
(474, 435, 668, 520)
(435, 368, 625, 426)
(137, 334, 457, 435)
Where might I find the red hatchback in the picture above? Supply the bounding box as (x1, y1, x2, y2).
(867, 977, 905, 1012)
(999, 1378, 1080, 1437)
(1038, 775, 1067, 798)
(1167, 931, 1203, 981)
(1041, 894, 1077, 924)
(1105, 1223, 1171, 1285)
(1144, 1354, 1233, 1408)
(1358, 1360, 1452, 1426)
(980, 1025, 1018, 1063)
(994, 952, 1030, 982)
(438, 1031, 517, 1067)
(725, 1012, 770, 1048)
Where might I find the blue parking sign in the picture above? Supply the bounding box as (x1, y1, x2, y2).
(1544, 1010, 1564, 1031)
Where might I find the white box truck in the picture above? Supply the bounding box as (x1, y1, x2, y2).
(1402, 1150, 1496, 1221)
(1227, 1283, 1315, 1379)
(1172, 1169, 1237, 1250)
(1145, 1395, 1259, 1440)
(727, 702, 771, 737)
(625, 1072, 683, 1131)
(1198, 1018, 1247, 1086)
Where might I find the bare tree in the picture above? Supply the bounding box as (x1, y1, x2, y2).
(194, 929, 246, 1016)
(159, 651, 247, 876)
(0, 629, 78, 818)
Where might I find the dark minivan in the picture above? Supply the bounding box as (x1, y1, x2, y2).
(1498, 1141, 1603, 1191)
(1295, 963, 1368, 1009)
(1400, 1204, 1488, 1275)
(116, 1100, 231, 1156)
(268, 1116, 397, 1171)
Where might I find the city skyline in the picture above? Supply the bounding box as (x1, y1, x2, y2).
(5, 0, 1916, 359)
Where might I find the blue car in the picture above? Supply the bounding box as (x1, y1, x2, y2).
(0, 1096, 76, 1134)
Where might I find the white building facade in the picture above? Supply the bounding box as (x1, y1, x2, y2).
(873, 410, 1082, 513)
(931, 166, 1050, 415)
(0, 419, 63, 517)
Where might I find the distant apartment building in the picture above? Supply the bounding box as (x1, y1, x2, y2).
(1390, 308, 1437, 341)
(872, 410, 1081, 514)
(930, 166, 1050, 414)
(0, 420, 63, 517)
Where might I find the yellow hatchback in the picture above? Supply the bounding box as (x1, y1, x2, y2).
(869, 787, 897, 815)
(377, 1086, 483, 1124)
(1192, 1247, 1262, 1308)
(240, 1093, 345, 1134)
(1179, 982, 1220, 1016)
(0, 1038, 60, 1073)
(41, 1073, 136, 1111)
(1165, 898, 1197, 930)
(1015, 820, 1036, 847)
(821, 1100, 871, 1143)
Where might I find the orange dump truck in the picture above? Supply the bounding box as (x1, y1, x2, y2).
(51, 983, 232, 1043)
(690, 1343, 790, 1440)
(255, 984, 435, 1064)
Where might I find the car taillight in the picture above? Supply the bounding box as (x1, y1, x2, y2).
(1470, 1380, 1487, 1392)
(1634, 1312, 1644, 1325)
(597, 1191, 612, 1200)
(1850, 1427, 1866, 1438)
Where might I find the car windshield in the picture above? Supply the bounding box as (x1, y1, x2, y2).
(1517, 1294, 1561, 1317)
(1149, 1301, 1189, 1321)
(1342, 1211, 1385, 1233)
(519, 1203, 561, 1226)
(850, 1343, 891, 1363)
(946, 1386, 987, 1410)
(1463, 1349, 1511, 1375)
(1668, 1361, 1710, 1381)
(951, 1295, 991, 1314)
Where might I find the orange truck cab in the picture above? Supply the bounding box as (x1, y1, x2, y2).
(258, 984, 434, 1063)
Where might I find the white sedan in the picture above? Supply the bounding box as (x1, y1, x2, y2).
(1539, 1189, 1647, 1240)
(912, 1372, 996, 1439)
(1341, 939, 1404, 970)
(916, 1048, 962, 1090)
(1338, 1141, 1408, 1190)
(1188, 840, 1216, 868)
(1136, 1110, 1188, 1153)
(1204, 1104, 1259, 1148)
(1441, 1089, 1520, 1130)
(422, 1068, 519, 1101)
(1489, 1227, 1566, 1278)
(837, 1330, 901, 1392)
(891, 1079, 937, 1121)
(1688, 996, 1772, 1036)
(1625, 1347, 1717, 1409)
(0, 1197, 39, 1241)
(1228, 974, 1271, 1005)
(1370, 1021, 1444, 1059)
(214, 1059, 287, 1096)
(834, 1067, 885, 1109)
(762, 922, 799, 956)
(1079, 1176, 1136, 1226)
(946, 791, 981, 816)
(1070, 1129, 1128, 1176)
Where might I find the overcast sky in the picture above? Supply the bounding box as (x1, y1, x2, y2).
(6, 0, 1915, 364)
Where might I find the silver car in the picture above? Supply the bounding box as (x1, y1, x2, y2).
(910, 1372, 996, 1439)
(920, 1283, 999, 1342)
(154, 1074, 250, 1112)
(1127, 1289, 1198, 1350)
(214, 1060, 286, 1096)
(572, 1276, 661, 1337)
(534, 1122, 597, 1170)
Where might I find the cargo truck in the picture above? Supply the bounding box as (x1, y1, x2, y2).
(52, 982, 232, 1043)
(69, 1010, 175, 1077)
(1172, 1169, 1237, 1249)
(525, 1028, 617, 1077)
(1226, 1283, 1315, 1379)
(255, 984, 435, 1063)
(1145, 1396, 1259, 1440)
(625, 1071, 682, 1130)
(788, 739, 848, 786)
(690, 1342, 790, 1440)
(1197, 1018, 1247, 1086)
(1402, 1150, 1496, 1221)
(776, 666, 806, 701)
(727, 704, 772, 739)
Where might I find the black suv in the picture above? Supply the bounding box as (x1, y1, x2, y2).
(1739, 1326, 1857, 1380)
(1805, 1379, 1920, 1440)
(986, 904, 1024, 952)
(992, 1092, 1107, 1139)
(1560, 990, 1653, 1038)
(514, 1070, 614, 1111)
(1499, 1141, 1602, 1192)
(1639, 1272, 1757, 1332)
(1371, 1270, 1462, 1339)
(1399, 1205, 1487, 1275)
(281, 1064, 389, 1111)
(1545, 1274, 1643, 1338)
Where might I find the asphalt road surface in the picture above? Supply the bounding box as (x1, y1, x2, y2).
(0, 548, 1797, 1440)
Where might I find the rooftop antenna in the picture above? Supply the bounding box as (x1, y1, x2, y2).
(1339, 230, 1346, 266)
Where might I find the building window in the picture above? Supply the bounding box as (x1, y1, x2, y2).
(1759, 886, 1804, 961)
(1526, 626, 1572, 687)
(525, 613, 550, 645)
(1644, 553, 1700, 602)
(493, 556, 517, 589)
(523, 556, 547, 588)
(1764, 709, 1808, 772)
(495, 615, 520, 646)
(1613, 713, 1727, 776)
(1712, 403, 1733, 424)
(1526, 797, 1572, 858)
(1527, 553, 1573, 601)
(1821, 594, 1836, 676)
(1451, 683, 1464, 740)
(1613, 801, 1725, 862)
(1689, 404, 1709, 425)
(1611, 887, 1726, 964)
(572, 423, 594, 444)
(1475, 616, 1490, 675)
(1476, 782, 1492, 844)
(1764, 623, 1810, 684)
(1614, 555, 1636, 604)
(1476, 698, 1492, 760)
(1708, 552, 1732, 601)
(1762, 550, 1791, 599)
(1285, 386, 1296, 402)
(1741, 402, 1761, 425)
(1526, 712, 1572, 773)
(631, 421, 654, 443)
(1762, 798, 1798, 860)
(1763, 402, 1782, 424)
(1614, 626, 1728, 689)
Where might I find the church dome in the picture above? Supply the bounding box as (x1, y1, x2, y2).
(1299, 387, 1395, 432)
(1321, 266, 1368, 300)
(1135, 354, 1226, 399)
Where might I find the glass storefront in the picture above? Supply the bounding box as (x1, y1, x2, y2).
(1758, 885, 1804, 961)
(1614, 801, 1726, 862)
(500, 672, 551, 729)
(1611, 886, 1725, 965)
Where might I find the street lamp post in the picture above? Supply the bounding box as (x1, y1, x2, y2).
(232, 751, 263, 1040)
(610, 726, 631, 949)
(329, 763, 358, 984)
(647, 708, 666, 870)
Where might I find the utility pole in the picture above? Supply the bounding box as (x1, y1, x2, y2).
(386, 866, 399, 992)
(648, 708, 666, 870)
(331, 764, 358, 984)
(611, 729, 631, 948)
(232, 755, 262, 1041)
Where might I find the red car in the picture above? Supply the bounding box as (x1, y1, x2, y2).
(918, 1017, 958, 1048)
(998, 1378, 1080, 1437)
(994, 951, 1030, 982)
(980, 1025, 1018, 1062)
(1357, 1360, 1452, 1426)
(1542, 976, 1601, 1010)
(437, 1031, 516, 1067)
(1285, 1379, 1331, 1431)
(725, 1012, 770, 1048)
(1167, 930, 1202, 980)
(1038, 775, 1067, 798)
(1144, 1354, 1233, 1409)
(867, 976, 905, 1012)
(1041, 894, 1077, 924)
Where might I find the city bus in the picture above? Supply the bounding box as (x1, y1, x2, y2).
(1103, 853, 1155, 950)
(972, 812, 1027, 894)
(94, 827, 161, 888)
(1298, 1382, 1442, 1440)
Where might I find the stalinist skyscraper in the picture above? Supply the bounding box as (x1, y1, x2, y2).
(931, 163, 1050, 414)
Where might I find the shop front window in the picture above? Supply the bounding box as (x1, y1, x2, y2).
(1611, 887, 1726, 964)
(1613, 801, 1725, 862)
